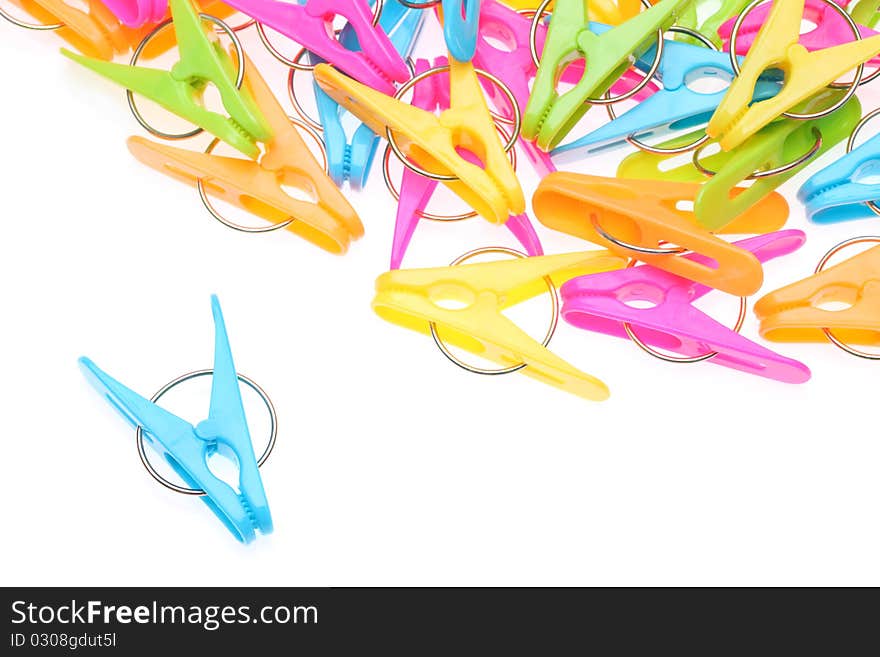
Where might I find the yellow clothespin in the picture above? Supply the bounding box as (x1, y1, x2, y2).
(372, 250, 627, 400)
(707, 0, 880, 151)
(314, 59, 525, 225)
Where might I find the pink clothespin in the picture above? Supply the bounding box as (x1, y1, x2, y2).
(389, 57, 543, 270)
(719, 0, 880, 66)
(472, 0, 658, 177)
(225, 0, 409, 94)
(101, 0, 167, 27)
(560, 230, 811, 383)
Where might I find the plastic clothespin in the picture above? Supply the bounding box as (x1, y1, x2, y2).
(617, 91, 860, 231)
(562, 230, 811, 383)
(799, 124, 880, 224)
(78, 296, 272, 544)
(522, 0, 691, 151)
(532, 172, 789, 296)
(128, 50, 362, 253)
(851, 0, 880, 27)
(391, 57, 543, 269)
(100, 0, 167, 27)
(472, 1, 657, 177)
(313, 0, 424, 189)
(315, 58, 525, 224)
(372, 250, 627, 400)
(719, 0, 879, 65)
(707, 0, 880, 151)
(755, 244, 880, 345)
(62, 0, 271, 158)
(436, 0, 481, 62)
(676, 0, 749, 47)
(551, 33, 780, 159)
(13, 0, 139, 60)
(224, 0, 408, 95)
(495, 0, 642, 23)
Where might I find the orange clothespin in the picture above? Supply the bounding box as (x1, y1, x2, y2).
(8, 0, 136, 60)
(373, 249, 626, 400)
(707, 0, 880, 151)
(755, 237, 880, 355)
(128, 50, 363, 254)
(532, 173, 789, 296)
(314, 59, 525, 225)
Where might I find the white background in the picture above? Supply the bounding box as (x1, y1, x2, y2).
(2, 9, 879, 587)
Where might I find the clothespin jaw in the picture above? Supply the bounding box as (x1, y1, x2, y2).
(694, 92, 861, 231)
(62, 0, 271, 158)
(100, 0, 167, 27)
(755, 245, 880, 344)
(522, 0, 691, 151)
(15, 0, 136, 60)
(798, 125, 880, 224)
(676, 0, 748, 46)
(311, 1, 424, 189)
(561, 230, 811, 383)
(372, 251, 627, 400)
(707, 0, 880, 151)
(532, 172, 785, 296)
(78, 296, 272, 543)
(315, 60, 525, 224)
(436, 0, 481, 62)
(224, 0, 409, 95)
(551, 37, 780, 158)
(128, 49, 363, 254)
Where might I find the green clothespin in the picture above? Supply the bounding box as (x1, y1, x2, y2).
(617, 90, 862, 231)
(851, 0, 880, 29)
(676, 0, 749, 47)
(522, 0, 693, 151)
(61, 0, 271, 158)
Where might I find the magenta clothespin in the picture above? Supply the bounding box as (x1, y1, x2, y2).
(101, 0, 167, 27)
(719, 0, 880, 66)
(471, 0, 658, 177)
(560, 230, 811, 383)
(226, 0, 409, 94)
(389, 57, 543, 269)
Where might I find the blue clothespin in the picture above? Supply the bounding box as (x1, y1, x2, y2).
(551, 26, 781, 160)
(441, 0, 481, 62)
(313, 0, 424, 189)
(799, 130, 880, 224)
(78, 296, 272, 544)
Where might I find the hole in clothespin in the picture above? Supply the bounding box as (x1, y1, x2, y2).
(684, 67, 732, 96)
(205, 443, 242, 494)
(480, 22, 517, 54)
(675, 200, 695, 213)
(809, 284, 859, 312)
(555, 56, 586, 96)
(799, 17, 819, 36)
(851, 161, 880, 186)
(429, 284, 477, 311)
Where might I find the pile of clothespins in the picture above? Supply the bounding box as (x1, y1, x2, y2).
(8, 0, 880, 405)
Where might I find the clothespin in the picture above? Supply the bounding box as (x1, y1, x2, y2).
(551, 33, 780, 159)
(851, 0, 880, 27)
(707, 0, 880, 151)
(676, 0, 749, 47)
(719, 0, 879, 64)
(372, 250, 627, 400)
(472, 1, 657, 177)
(62, 0, 271, 158)
(496, 0, 642, 24)
(522, 0, 691, 151)
(312, 0, 424, 189)
(562, 230, 811, 383)
(617, 91, 860, 231)
(100, 0, 167, 27)
(390, 57, 543, 268)
(78, 296, 273, 543)
(435, 0, 481, 62)
(799, 114, 880, 224)
(128, 50, 363, 253)
(224, 0, 408, 95)
(532, 173, 789, 296)
(10, 0, 139, 60)
(755, 242, 880, 347)
(315, 58, 525, 224)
